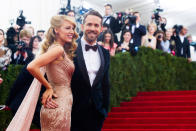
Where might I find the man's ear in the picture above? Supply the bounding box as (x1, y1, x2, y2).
(100, 26, 103, 32)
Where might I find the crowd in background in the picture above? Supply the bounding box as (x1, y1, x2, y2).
(0, 3, 196, 84)
(98, 4, 195, 63)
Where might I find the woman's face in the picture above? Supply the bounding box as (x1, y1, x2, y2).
(55, 20, 75, 44)
(148, 25, 156, 34)
(0, 30, 4, 44)
(123, 32, 132, 43)
(33, 38, 40, 49)
(165, 29, 173, 40)
(105, 33, 111, 43)
(157, 33, 164, 41)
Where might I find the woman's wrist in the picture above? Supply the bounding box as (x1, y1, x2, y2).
(46, 84, 53, 90)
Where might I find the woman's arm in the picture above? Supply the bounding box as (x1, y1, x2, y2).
(27, 45, 64, 89)
(27, 45, 64, 106)
(152, 37, 157, 50)
(141, 35, 146, 47)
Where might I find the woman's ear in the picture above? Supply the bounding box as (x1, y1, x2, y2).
(54, 28, 58, 34)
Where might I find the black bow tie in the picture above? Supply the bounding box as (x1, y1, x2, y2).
(85, 44, 98, 52)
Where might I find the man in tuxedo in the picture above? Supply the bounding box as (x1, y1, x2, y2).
(103, 4, 120, 44)
(131, 12, 146, 46)
(71, 10, 110, 131)
(120, 12, 146, 47)
(45, 10, 110, 131)
(174, 26, 191, 61)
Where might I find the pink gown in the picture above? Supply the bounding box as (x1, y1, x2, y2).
(6, 44, 74, 131)
(40, 44, 74, 131)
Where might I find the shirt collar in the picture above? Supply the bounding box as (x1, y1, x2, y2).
(104, 15, 111, 18)
(179, 35, 185, 38)
(136, 23, 140, 28)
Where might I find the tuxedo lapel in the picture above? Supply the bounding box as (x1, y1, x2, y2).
(76, 42, 91, 87)
(92, 45, 105, 87)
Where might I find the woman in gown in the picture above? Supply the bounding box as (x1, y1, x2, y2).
(27, 15, 78, 130)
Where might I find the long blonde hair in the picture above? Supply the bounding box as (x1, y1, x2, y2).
(41, 15, 78, 59)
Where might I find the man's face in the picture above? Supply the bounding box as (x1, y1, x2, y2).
(104, 6, 112, 16)
(37, 32, 44, 40)
(20, 36, 31, 47)
(82, 15, 102, 45)
(134, 13, 140, 23)
(67, 12, 75, 17)
(181, 28, 188, 36)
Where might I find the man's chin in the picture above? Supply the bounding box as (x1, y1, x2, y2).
(87, 39, 96, 44)
(86, 37, 96, 42)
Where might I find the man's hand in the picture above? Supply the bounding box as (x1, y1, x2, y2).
(125, 19, 129, 25)
(22, 52, 28, 59)
(188, 58, 192, 63)
(15, 51, 20, 56)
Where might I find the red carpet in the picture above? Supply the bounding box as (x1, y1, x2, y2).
(102, 90, 196, 131)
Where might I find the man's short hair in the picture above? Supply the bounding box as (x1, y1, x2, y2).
(83, 10, 103, 24)
(104, 3, 112, 9)
(133, 11, 140, 15)
(67, 10, 75, 14)
(19, 29, 32, 39)
(37, 30, 45, 33)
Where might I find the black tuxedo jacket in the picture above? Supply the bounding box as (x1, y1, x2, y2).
(103, 16, 121, 34)
(132, 24, 146, 46)
(174, 36, 190, 58)
(71, 40, 110, 120)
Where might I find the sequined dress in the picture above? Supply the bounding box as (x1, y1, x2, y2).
(40, 44, 74, 131)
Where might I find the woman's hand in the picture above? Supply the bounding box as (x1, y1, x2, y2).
(98, 41, 103, 45)
(42, 88, 58, 107)
(0, 74, 3, 84)
(0, 77, 3, 84)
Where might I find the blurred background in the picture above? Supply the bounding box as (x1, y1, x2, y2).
(0, 0, 195, 40)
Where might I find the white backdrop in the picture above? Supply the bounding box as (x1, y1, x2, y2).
(0, 0, 103, 33)
(1, 0, 196, 40)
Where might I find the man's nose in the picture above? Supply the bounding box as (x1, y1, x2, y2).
(89, 25, 96, 30)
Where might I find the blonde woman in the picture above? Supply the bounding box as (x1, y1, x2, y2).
(28, 15, 78, 130)
(142, 23, 157, 49)
(7, 15, 78, 131)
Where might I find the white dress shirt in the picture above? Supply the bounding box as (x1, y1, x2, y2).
(81, 37, 101, 86)
(179, 35, 185, 55)
(103, 16, 110, 25)
(131, 23, 140, 34)
(131, 23, 140, 43)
